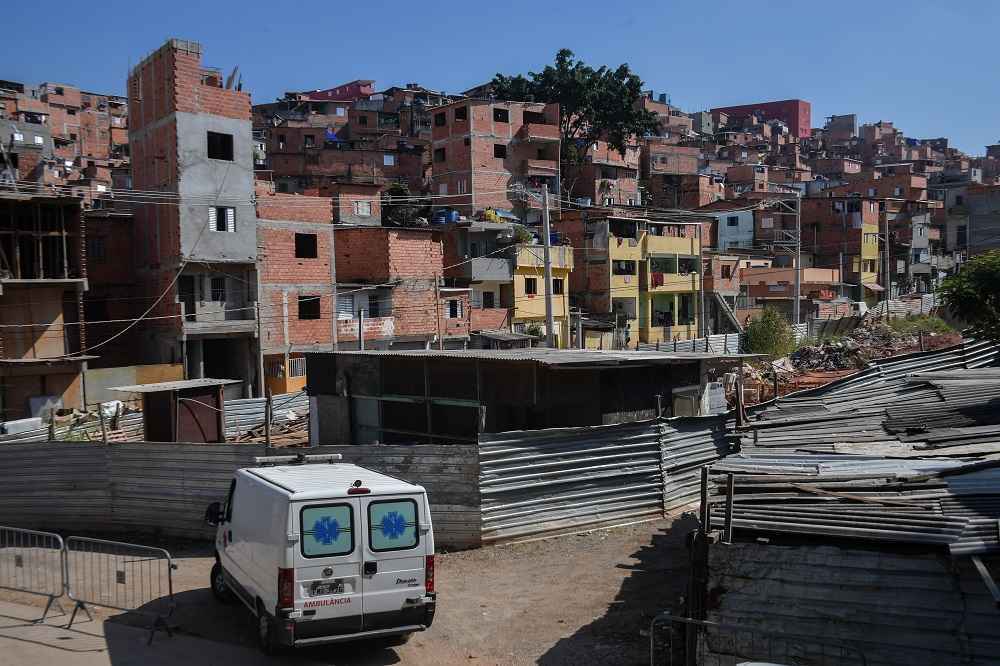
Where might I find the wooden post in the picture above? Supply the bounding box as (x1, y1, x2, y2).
(264, 388, 272, 449)
(919, 331, 925, 352)
(773, 363, 780, 400)
(723, 473, 736, 543)
(434, 275, 443, 350)
(99, 406, 108, 442)
(735, 361, 746, 427)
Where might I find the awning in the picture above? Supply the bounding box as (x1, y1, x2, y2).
(863, 283, 885, 292)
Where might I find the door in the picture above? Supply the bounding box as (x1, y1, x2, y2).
(217, 477, 254, 604)
(360, 496, 427, 631)
(293, 499, 363, 635)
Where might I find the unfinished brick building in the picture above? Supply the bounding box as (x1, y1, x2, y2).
(430, 99, 560, 223)
(128, 38, 259, 398)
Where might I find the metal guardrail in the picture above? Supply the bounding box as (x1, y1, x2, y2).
(64, 536, 176, 644)
(0, 526, 66, 622)
(649, 613, 869, 666)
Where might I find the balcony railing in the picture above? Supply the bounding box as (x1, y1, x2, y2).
(515, 245, 573, 270)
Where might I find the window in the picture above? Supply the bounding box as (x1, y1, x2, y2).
(722, 265, 732, 279)
(335, 107, 346, 117)
(86, 237, 106, 263)
(612, 260, 636, 275)
(727, 215, 739, 227)
(358, 114, 368, 127)
(957, 225, 968, 246)
(955, 195, 964, 206)
(277, 134, 286, 150)
(209, 207, 235, 232)
(457, 179, 467, 194)
(304, 134, 315, 148)
(210, 277, 226, 302)
(301, 504, 354, 558)
(70, 133, 77, 141)
(383, 153, 395, 166)
(493, 108, 509, 123)
(893, 186, 903, 196)
(434, 112, 447, 126)
(12, 132, 23, 142)
(353, 200, 372, 217)
(552, 278, 564, 295)
(336, 294, 355, 320)
(289, 356, 307, 378)
(603, 197, 614, 206)
(524, 277, 538, 295)
(295, 233, 317, 258)
(482, 291, 495, 308)
(368, 293, 382, 318)
(438, 183, 448, 195)
(368, 499, 419, 552)
(678, 294, 695, 325)
(454, 106, 468, 121)
(433, 148, 446, 162)
(54, 86, 64, 95)
(206, 131, 234, 161)
(34, 135, 44, 145)
(298, 295, 320, 320)
(493, 144, 507, 159)
(67, 109, 76, 116)
(447, 299, 463, 318)
(867, 187, 877, 197)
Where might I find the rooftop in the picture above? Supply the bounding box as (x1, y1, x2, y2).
(245, 462, 421, 500)
(323, 348, 761, 365)
(109, 378, 241, 393)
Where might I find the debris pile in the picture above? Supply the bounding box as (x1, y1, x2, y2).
(788, 320, 940, 372)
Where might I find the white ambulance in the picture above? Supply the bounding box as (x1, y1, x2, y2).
(204, 454, 436, 653)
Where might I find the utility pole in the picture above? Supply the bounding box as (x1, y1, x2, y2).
(358, 308, 365, 351)
(330, 226, 339, 351)
(793, 193, 802, 326)
(434, 276, 444, 350)
(698, 223, 706, 338)
(255, 300, 265, 398)
(541, 184, 557, 348)
(882, 213, 891, 301)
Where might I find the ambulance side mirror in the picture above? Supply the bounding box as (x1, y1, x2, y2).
(204, 501, 224, 526)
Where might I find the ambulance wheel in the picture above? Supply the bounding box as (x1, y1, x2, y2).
(210, 562, 235, 604)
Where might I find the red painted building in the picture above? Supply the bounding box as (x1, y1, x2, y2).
(711, 99, 811, 138)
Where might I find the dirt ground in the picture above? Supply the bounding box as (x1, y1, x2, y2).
(0, 513, 697, 665)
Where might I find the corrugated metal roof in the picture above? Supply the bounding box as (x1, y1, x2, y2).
(109, 378, 241, 393)
(324, 348, 762, 365)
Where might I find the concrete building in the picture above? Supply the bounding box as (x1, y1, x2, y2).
(0, 193, 89, 419)
(430, 98, 561, 222)
(711, 99, 811, 138)
(699, 199, 756, 251)
(572, 140, 641, 208)
(128, 39, 260, 397)
(966, 184, 1000, 256)
(559, 209, 703, 345)
(646, 173, 725, 210)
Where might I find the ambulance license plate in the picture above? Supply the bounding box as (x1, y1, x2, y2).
(311, 580, 344, 596)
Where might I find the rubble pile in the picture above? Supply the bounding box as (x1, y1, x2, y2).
(788, 321, 925, 372)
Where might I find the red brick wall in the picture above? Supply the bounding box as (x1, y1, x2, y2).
(259, 227, 333, 284)
(255, 181, 334, 223)
(334, 229, 391, 281)
(471, 307, 509, 332)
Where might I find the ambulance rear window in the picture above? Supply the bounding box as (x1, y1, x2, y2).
(368, 499, 419, 552)
(300, 504, 354, 558)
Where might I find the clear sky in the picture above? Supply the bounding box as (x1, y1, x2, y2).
(4, 0, 995, 154)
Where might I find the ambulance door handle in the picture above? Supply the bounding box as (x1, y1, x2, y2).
(364, 561, 378, 576)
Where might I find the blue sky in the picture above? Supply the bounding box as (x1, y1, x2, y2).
(4, 0, 995, 154)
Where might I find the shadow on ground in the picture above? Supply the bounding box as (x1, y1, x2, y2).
(537, 513, 698, 666)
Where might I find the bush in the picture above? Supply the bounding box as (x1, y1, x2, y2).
(886, 315, 954, 336)
(743, 308, 796, 359)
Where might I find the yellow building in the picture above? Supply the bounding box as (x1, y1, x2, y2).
(509, 244, 574, 348)
(860, 223, 881, 303)
(559, 212, 702, 346)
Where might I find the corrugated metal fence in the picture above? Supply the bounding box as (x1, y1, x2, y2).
(0, 441, 479, 549)
(637, 333, 742, 354)
(479, 416, 729, 543)
(0, 391, 309, 445)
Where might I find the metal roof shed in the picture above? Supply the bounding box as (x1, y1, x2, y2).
(109, 378, 240, 443)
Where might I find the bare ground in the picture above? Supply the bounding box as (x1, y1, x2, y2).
(0, 512, 697, 665)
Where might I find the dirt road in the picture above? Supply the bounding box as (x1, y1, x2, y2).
(0, 514, 696, 665)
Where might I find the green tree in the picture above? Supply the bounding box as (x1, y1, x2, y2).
(743, 308, 796, 359)
(380, 182, 428, 226)
(491, 49, 660, 197)
(939, 250, 1000, 342)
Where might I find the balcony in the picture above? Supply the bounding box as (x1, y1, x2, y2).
(515, 245, 573, 270)
(518, 123, 560, 142)
(181, 299, 256, 335)
(645, 233, 699, 256)
(522, 159, 559, 177)
(456, 256, 513, 282)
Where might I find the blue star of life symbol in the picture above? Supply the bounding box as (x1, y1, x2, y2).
(380, 511, 408, 540)
(313, 516, 341, 545)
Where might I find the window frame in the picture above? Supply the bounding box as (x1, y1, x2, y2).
(210, 276, 226, 302)
(524, 277, 538, 295)
(300, 502, 356, 559)
(454, 106, 468, 122)
(552, 278, 564, 295)
(206, 131, 235, 161)
(367, 498, 420, 553)
(294, 233, 318, 259)
(298, 294, 321, 320)
(493, 143, 507, 159)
